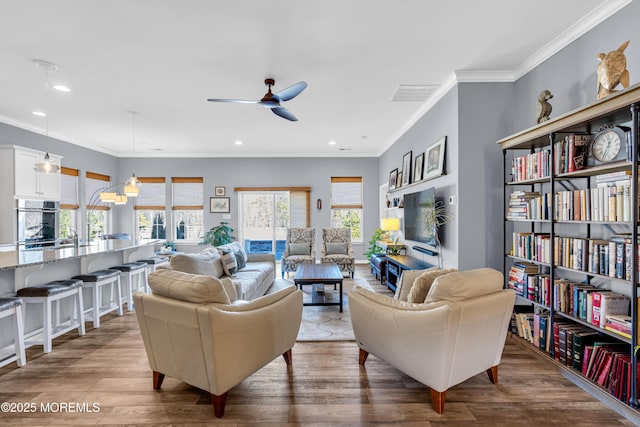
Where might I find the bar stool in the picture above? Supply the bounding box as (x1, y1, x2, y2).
(0, 297, 26, 368)
(72, 270, 122, 328)
(109, 262, 148, 310)
(137, 257, 169, 276)
(16, 280, 85, 353)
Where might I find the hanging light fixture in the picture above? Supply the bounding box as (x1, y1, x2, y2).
(124, 111, 140, 197)
(114, 194, 128, 205)
(33, 59, 61, 174)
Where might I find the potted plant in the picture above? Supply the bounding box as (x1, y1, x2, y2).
(160, 240, 175, 253)
(421, 196, 454, 269)
(199, 221, 236, 247)
(364, 228, 385, 260)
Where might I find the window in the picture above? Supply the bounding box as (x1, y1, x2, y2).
(85, 171, 111, 241)
(330, 177, 363, 242)
(172, 177, 203, 241)
(135, 177, 166, 240)
(59, 167, 78, 239)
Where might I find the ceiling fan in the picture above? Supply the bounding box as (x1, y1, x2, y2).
(207, 78, 307, 121)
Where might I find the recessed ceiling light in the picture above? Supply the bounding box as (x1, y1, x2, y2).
(53, 84, 70, 92)
(329, 140, 336, 145)
(234, 140, 243, 145)
(32, 111, 46, 117)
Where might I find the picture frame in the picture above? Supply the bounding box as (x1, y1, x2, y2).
(413, 153, 424, 183)
(401, 151, 412, 186)
(396, 171, 403, 188)
(214, 186, 226, 196)
(424, 136, 447, 181)
(389, 168, 398, 191)
(210, 197, 230, 213)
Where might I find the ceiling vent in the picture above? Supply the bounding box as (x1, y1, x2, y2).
(391, 84, 439, 102)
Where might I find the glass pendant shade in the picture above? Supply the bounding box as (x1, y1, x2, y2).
(34, 153, 60, 173)
(124, 175, 140, 197)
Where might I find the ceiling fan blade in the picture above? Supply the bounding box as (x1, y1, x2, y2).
(271, 107, 298, 121)
(275, 81, 307, 101)
(206, 98, 259, 104)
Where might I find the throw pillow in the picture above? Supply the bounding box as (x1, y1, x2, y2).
(219, 248, 238, 276)
(406, 268, 458, 303)
(148, 269, 230, 304)
(425, 268, 503, 303)
(289, 242, 311, 256)
(325, 242, 348, 255)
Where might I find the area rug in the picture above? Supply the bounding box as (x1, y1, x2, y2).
(272, 276, 373, 341)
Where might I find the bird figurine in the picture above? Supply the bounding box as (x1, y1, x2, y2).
(597, 40, 630, 100)
(536, 89, 553, 124)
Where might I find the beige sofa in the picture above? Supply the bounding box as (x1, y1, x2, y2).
(134, 269, 303, 417)
(349, 267, 516, 414)
(167, 242, 275, 300)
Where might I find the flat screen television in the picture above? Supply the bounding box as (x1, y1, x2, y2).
(403, 187, 438, 247)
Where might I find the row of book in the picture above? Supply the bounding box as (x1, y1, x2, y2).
(507, 191, 551, 220)
(510, 149, 550, 182)
(553, 133, 591, 174)
(554, 181, 632, 222)
(511, 313, 635, 403)
(554, 236, 638, 279)
(511, 232, 551, 264)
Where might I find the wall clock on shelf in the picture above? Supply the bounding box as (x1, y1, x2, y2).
(587, 125, 630, 166)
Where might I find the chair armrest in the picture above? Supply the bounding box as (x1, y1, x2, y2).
(216, 286, 298, 312)
(247, 253, 276, 264)
(351, 286, 445, 311)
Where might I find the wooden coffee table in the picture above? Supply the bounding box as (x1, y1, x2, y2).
(293, 263, 344, 312)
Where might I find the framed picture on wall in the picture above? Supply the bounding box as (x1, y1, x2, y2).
(214, 186, 225, 196)
(401, 151, 412, 186)
(413, 153, 424, 182)
(424, 136, 446, 181)
(210, 197, 230, 213)
(389, 168, 398, 190)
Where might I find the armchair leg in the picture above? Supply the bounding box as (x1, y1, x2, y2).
(153, 371, 165, 390)
(211, 392, 227, 418)
(358, 348, 369, 365)
(429, 389, 446, 414)
(486, 365, 498, 384)
(282, 349, 293, 365)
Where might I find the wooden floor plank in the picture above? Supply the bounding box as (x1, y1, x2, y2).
(0, 266, 636, 425)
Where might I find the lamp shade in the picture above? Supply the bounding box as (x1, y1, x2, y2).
(381, 217, 400, 231)
(99, 192, 117, 203)
(114, 194, 128, 205)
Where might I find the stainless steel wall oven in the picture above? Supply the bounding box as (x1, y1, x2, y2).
(16, 200, 59, 248)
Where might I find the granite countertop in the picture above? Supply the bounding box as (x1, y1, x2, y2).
(0, 239, 158, 271)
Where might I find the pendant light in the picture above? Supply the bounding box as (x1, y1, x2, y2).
(124, 111, 140, 197)
(33, 59, 61, 174)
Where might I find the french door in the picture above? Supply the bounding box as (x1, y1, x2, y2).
(238, 191, 290, 259)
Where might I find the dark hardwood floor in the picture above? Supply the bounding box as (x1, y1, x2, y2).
(0, 265, 637, 425)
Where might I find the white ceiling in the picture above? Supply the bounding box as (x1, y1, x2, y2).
(0, 0, 625, 158)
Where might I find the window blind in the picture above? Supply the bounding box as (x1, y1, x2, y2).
(86, 171, 110, 211)
(60, 167, 79, 209)
(172, 177, 203, 210)
(330, 177, 363, 209)
(135, 177, 166, 210)
(290, 190, 310, 227)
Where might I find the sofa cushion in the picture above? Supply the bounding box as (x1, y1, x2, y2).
(425, 268, 503, 303)
(220, 248, 238, 276)
(289, 242, 311, 256)
(232, 270, 267, 298)
(148, 269, 230, 304)
(219, 242, 247, 270)
(407, 268, 457, 303)
(394, 268, 438, 301)
(326, 242, 347, 255)
(170, 251, 224, 278)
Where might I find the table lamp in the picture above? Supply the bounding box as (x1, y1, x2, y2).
(380, 217, 400, 242)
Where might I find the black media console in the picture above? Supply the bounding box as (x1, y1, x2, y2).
(385, 255, 433, 292)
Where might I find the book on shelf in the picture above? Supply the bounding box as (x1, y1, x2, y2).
(553, 133, 591, 174)
(572, 330, 600, 371)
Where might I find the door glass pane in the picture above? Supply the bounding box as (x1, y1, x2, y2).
(241, 192, 290, 259)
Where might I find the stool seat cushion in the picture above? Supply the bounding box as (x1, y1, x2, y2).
(110, 262, 147, 272)
(137, 257, 167, 265)
(17, 279, 82, 297)
(0, 297, 23, 311)
(73, 270, 121, 282)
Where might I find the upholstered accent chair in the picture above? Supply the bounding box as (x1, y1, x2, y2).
(320, 228, 355, 278)
(134, 269, 303, 418)
(349, 268, 516, 414)
(281, 228, 315, 278)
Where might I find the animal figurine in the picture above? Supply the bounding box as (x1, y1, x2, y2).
(597, 40, 630, 100)
(536, 89, 553, 123)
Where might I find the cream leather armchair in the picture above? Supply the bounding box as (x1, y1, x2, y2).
(134, 269, 303, 417)
(349, 268, 515, 414)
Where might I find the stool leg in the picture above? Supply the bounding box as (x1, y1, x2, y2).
(43, 297, 52, 353)
(76, 287, 85, 336)
(14, 305, 26, 367)
(115, 276, 123, 316)
(92, 284, 101, 329)
(142, 269, 149, 294)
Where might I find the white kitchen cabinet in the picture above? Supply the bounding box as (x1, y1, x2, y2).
(12, 146, 61, 200)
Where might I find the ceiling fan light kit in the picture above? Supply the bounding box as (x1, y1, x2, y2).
(207, 78, 307, 121)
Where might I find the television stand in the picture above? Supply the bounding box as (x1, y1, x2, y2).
(385, 255, 433, 292)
